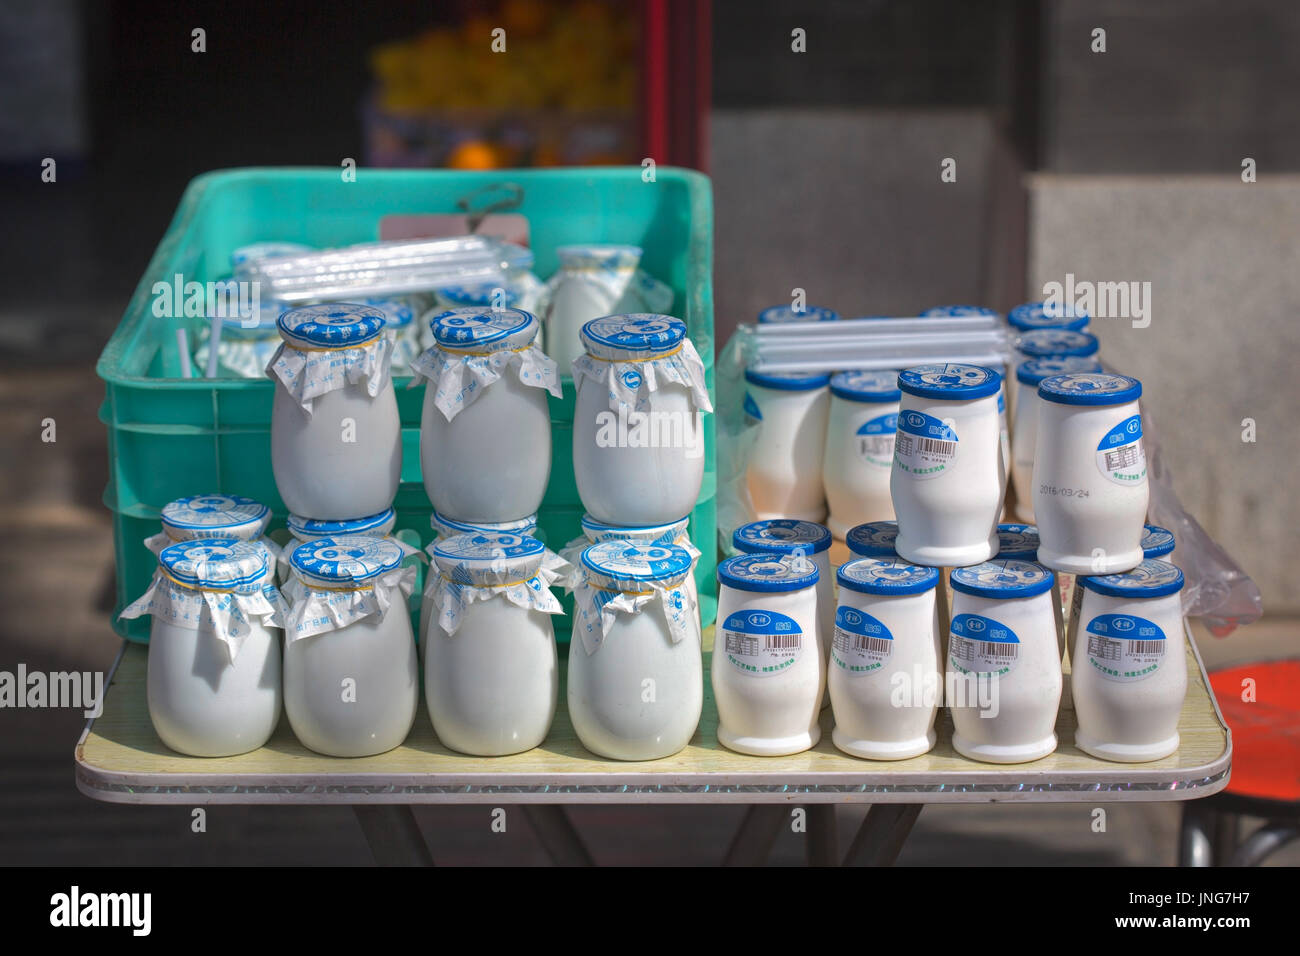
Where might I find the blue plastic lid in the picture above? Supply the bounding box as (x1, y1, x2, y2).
(431, 307, 538, 352)
(580, 313, 686, 357)
(160, 495, 270, 537)
(1016, 328, 1099, 358)
(830, 369, 902, 402)
(744, 367, 831, 390)
(837, 558, 939, 595)
(277, 303, 387, 349)
(898, 363, 1002, 401)
(581, 513, 690, 546)
(996, 523, 1040, 560)
(1081, 559, 1184, 599)
(733, 519, 832, 556)
(288, 508, 396, 540)
(950, 559, 1056, 599)
(717, 553, 819, 592)
(920, 305, 1000, 318)
(1038, 371, 1142, 406)
(432, 511, 538, 539)
(845, 521, 899, 558)
(1015, 356, 1104, 386)
(1007, 301, 1090, 332)
(160, 537, 271, 592)
(581, 540, 694, 586)
(439, 283, 522, 308)
(1142, 524, 1176, 558)
(290, 535, 406, 586)
(757, 305, 838, 324)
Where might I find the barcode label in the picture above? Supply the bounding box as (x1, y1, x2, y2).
(918, 438, 956, 456)
(765, 634, 801, 650)
(1085, 613, 1167, 682)
(894, 411, 959, 480)
(721, 610, 805, 679)
(980, 642, 1017, 657)
(948, 615, 1020, 677)
(831, 617, 893, 675)
(856, 635, 892, 654)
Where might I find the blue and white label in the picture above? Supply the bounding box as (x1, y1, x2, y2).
(893, 411, 958, 479)
(721, 609, 804, 677)
(856, 412, 897, 468)
(1095, 414, 1147, 485)
(743, 391, 762, 421)
(949, 613, 1019, 676)
(831, 606, 893, 675)
(1085, 613, 1167, 682)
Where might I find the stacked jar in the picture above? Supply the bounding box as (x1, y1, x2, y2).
(1010, 356, 1103, 522)
(560, 512, 700, 613)
(821, 369, 900, 536)
(143, 494, 277, 559)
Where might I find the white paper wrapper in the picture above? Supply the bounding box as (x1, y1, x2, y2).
(408, 341, 561, 422)
(431, 573, 563, 636)
(280, 534, 420, 584)
(559, 534, 699, 585)
(146, 531, 281, 561)
(282, 565, 416, 641)
(119, 573, 288, 664)
(571, 337, 713, 415)
(266, 333, 396, 417)
(571, 575, 697, 656)
(195, 334, 284, 379)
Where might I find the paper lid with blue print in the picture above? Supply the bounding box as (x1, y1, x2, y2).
(1038, 371, 1142, 406)
(1016, 356, 1103, 386)
(996, 523, 1040, 560)
(432, 511, 538, 539)
(757, 305, 839, 324)
(1008, 301, 1090, 332)
(846, 521, 899, 558)
(950, 559, 1055, 599)
(160, 538, 271, 592)
(581, 540, 693, 589)
(718, 553, 819, 592)
(580, 313, 687, 358)
(733, 519, 832, 556)
(898, 363, 1002, 400)
(1081, 559, 1184, 599)
(744, 367, 832, 390)
(290, 535, 406, 586)
(582, 513, 689, 542)
(432, 307, 538, 352)
(432, 532, 545, 587)
(1142, 524, 1176, 558)
(355, 295, 416, 328)
(830, 369, 902, 402)
(160, 495, 270, 539)
(287, 508, 396, 540)
(838, 557, 939, 595)
(920, 305, 1000, 318)
(439, 283, 522, 308)
(1016, 328, 1099, 358)
(277, 303, 388, 349)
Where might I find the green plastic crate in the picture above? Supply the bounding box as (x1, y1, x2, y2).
(97, 166, 716, 642)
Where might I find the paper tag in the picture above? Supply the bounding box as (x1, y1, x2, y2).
(831, 606, 893, 676)
(894, 410, 958, 479)
(1084, 613, 1167, 682)
(720, 609, 804, 678)
(949, 613, 1019, 676)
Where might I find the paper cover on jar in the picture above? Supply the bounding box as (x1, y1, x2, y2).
(559, 514, 699, 587)
(429, 532, 563, 635)
(143, 494, 278, 557)
(265, 304, 397, 416)
(282, 536, 417, 641)
(571, 313, 713, 414)
(571, 541, 697, 655)
(427, 512, 574, 591)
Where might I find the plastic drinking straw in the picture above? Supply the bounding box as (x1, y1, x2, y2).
(205, 313, 222, 378)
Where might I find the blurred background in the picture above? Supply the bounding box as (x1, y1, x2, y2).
(0, 0, 1295, 864)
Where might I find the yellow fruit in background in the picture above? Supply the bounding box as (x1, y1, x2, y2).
(446, 140, 505, 170)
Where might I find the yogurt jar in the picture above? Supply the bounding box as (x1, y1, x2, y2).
(277, 508, 398, 582)
(1033, 372, 1148, 574)
(144, 494, 275, 557)
(411, 308, 561, 523)
(830, 558, 942, 760)
(343, 294, 427, 370)
(713, 553, 823, 755)
(267, 304, 401, 519)
(743, 368, 831, 521)
(571, 314, 712, 526)
(757, 304, 839, 324)
(1073, 560, 1186, 762)
(1015, 328, 1099, 362)
(195, 295, 290, 379)
(425, 532, 563, 756)
(890, 364, 1005, 567)
(120, 538, 286, 757)
(1065, 524, 1177, 663)
(732, 520, 833, 707)
(997, 522, 1066, 661)
(282, 535, 419, 757)
(1010, 357, 1104, 521)
(1007, 302, 1090, 333)
(822, 370, 900, 536)
(560, 513, 700, 614)
(947, 559, 1062, 763)
(569, 541, 703, 761)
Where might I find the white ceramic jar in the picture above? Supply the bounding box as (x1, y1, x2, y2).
(561, 512, 700, 615)
(1072, 560, 1186, 762)
(1066, 524, 1177, 660)
(743, 368, 831, 521)
(268, 303, 401, 519)
(996, 522, 1066, 662)
(411, 307, 561, 523)
(890, 363, 1005, 567)
(277, 508, 397, 582)
(822, 370, 900, 536)
(282, 535, 418, 757)
(569, 541, 703, 761)
(830, 558, 942, 760)
(1033, 372, 1148, 574)
(571, 314, 712, 526)
(947, 559, 1062, 763)
(143, 494, 274, 557)
(1010, 357, 1104, 522)
(121, 538, 285, 757)
(713, 553, 823, 755)
(425, 532, 562, 756)
(732, 519, 833, 708)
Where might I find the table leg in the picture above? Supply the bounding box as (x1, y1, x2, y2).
(807, 805, 839, 866)
(522, 806, 594, 866)
(353, 805, 434, 866)
(1178, 801, 1216, 867)
(724, 805, 788, 866)
(842, 804, 922, 866)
